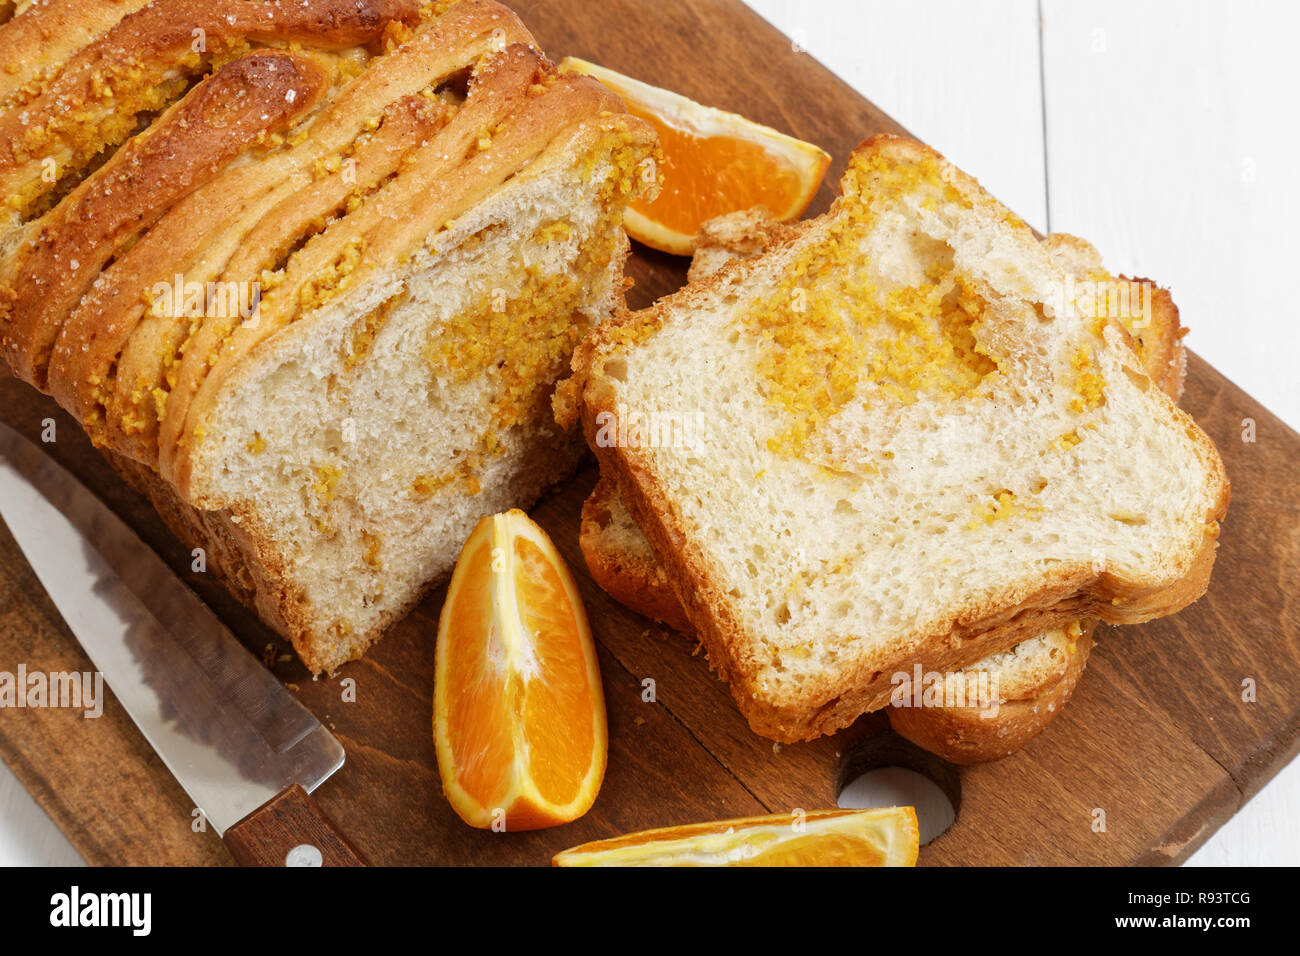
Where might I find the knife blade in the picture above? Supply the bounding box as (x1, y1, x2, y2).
(0, 421, 364, 866)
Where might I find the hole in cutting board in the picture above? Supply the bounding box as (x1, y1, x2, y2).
(838, 767, 955, 846)
(834, 718, 961, 846)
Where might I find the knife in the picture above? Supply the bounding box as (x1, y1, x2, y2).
(0, 421, 365, 866)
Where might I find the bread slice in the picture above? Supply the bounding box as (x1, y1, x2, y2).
(561, 135, 1228, 742)
(685, 206, 800, 286)
(887, 622, 1095, 764)
(584, 472, 1097, 761)
(582, 475, 695, 633)
(0, 1, 657, 674)
(580, 210, 1188, 760)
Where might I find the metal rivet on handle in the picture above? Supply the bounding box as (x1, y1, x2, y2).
(285, 843, 323, 867)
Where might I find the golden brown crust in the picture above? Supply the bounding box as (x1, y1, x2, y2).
(106, 92, 452, 464)
(686, 206, 798, 285)
(104, 448, 296, 637)
(6, 49, 332, 388)
(160, 45, 552, 472)
(887, 626, 1096, 764)
(0, 1, 657, 674)
(168, 50, 646, 499)
(0, 0, 422, 228)
(1126, 281, 1187, 401)
(0, 0, 155, 108)
(570, 133, 1230, 743)
(1039, 232, 1185, 403)
(48, 0, 539, 467)
(580, 477, 693, 632)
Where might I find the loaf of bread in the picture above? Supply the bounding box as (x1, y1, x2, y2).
(0, 0, 656, 673)
(560, 135, 1228, 743)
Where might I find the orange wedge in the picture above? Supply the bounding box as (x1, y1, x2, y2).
(553, 807, 919, 867)
(561, 57, 831, 256)
(434, 509, 607, 831)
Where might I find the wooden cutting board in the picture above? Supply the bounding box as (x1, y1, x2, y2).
(1, 0, 1297, 867)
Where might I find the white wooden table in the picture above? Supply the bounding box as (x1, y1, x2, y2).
(1, 0, 1295, 867)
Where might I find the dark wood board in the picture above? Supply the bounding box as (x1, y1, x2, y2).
(1, 0, 1297, 866)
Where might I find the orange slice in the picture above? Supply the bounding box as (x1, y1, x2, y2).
(434, 509, 607, 831)
(552, 807, 919, 867)
(561, 57, 831, 256)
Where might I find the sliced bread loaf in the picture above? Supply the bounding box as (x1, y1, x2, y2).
(561, 135, 1228, 742)
(0, 0, 657, 673)
(580, 209, 1187, 760)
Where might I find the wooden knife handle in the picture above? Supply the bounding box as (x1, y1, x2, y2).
(223, 785, 367, 867)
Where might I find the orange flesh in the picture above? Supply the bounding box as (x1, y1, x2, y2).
(514, 535, 596, 806)
(553, 808, 916, 866)
(624, 103, 804, 233)
(436, 513, 605, 829)
(443, 535, 514, 810)
(742, 833, 887, 866)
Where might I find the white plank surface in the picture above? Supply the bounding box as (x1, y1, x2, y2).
(1041, 0, 1300, 429)
(0, 761, 84, 867)
(754, 0, 1048, 230)
(1038, 0, 1300, 867)
(1, 0, 1296, 868)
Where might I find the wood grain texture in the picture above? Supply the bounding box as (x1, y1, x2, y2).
(223, 785, 367, 867)
(0, 411, 232, 865)
(0, 0, 1297, 866)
